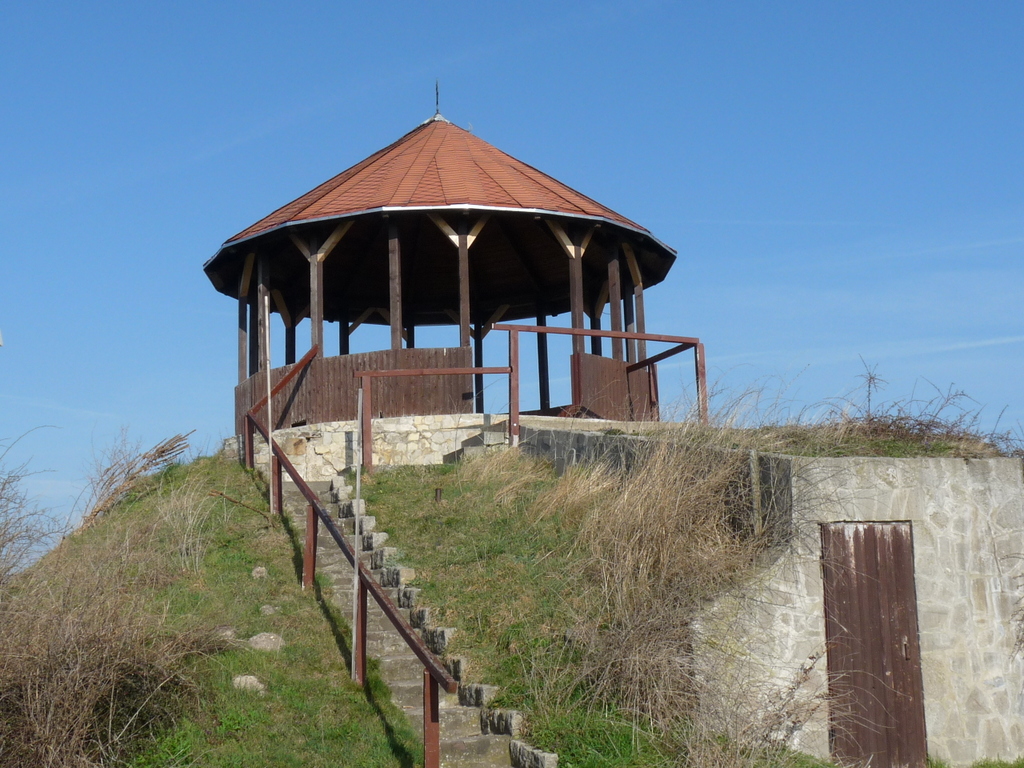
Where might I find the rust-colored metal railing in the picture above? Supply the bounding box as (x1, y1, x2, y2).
(492, 324, 708, 424)
(243, 348, 458, 768)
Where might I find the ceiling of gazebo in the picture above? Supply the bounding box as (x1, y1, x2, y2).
(204, 116, 676, 325)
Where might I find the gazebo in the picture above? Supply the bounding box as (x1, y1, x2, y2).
(204, 114, 705, 442)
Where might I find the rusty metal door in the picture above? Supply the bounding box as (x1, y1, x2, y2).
(820, 522, 927, 768)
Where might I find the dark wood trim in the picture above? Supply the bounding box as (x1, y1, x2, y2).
(458, 219, 471, 347)
(248, 289, 258, 377)
(389, 223, 403, 350)
(285, 326, 296, 365)
(536, 308, 550, 412)
(623, 272, 636, 363)
(589, 306, 602, 356)
(473, 323, 484, 413)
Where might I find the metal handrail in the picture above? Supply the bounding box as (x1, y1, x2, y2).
(242, 347, 457, 768)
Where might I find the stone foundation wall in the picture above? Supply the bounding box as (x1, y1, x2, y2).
(237, 413, 508, 479)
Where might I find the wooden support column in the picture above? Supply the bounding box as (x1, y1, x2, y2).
(623, 273, 636, 364)
(339, 300, 350, 356)
(388, 223, 403, 350)
(624, 244, 647, 360)
(473, 323, 484, 414)
(568, 255, 585, 356)
(458, 220, 471, 348)
(536, 306, 550, 412)
(285, 327, 296, 365)
(405, 323, 415, 349)
(608, 246, 624, 361)
(238, 295, 248, 383)
(589, 308, 602, 356)
(248, 290, 259, 377)
(309, 249, 323, 356)
(237, 254, 254, 382)
(257, 255, 271, 374)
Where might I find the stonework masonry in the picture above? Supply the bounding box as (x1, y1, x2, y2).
(227, 416, 1024, 765)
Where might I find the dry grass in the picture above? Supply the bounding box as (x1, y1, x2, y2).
(158, 475, 216, 573)
(0, 521, 219, 768)
(0, 440, 62, 588)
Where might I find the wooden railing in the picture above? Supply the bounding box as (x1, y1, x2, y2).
(243, 354, 458, 768)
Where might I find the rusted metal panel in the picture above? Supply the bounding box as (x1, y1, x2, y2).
(235, 347, 473, 433)
(626, 365, 657, 421)
(820, 522, 927, 768)
(575, 353, 631, 421)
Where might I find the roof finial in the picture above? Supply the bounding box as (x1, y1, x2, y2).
(435, 79, 440, 116)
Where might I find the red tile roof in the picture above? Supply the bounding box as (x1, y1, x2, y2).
(225, 116, 648, 245)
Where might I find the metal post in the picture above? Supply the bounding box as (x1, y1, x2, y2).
(423, 669, 440, 768)
(360, 379, 373, 472)
(508, 330, 520, 447)
(352, 386, 364, 681)
(354, 579, 367, 685)
(302, 503, 318, 590)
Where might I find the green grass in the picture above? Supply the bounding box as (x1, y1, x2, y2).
(41, 455, 420, 768)
(361, 456, 674, 768)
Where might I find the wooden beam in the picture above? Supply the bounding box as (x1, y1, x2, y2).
(622, 243, 643, 288)
(338, 295, 349, 355)
(388, 224, 402, 350)
(545, 219, 575, 259)
(480, 304, 510, 338)
(429, 213, 490, 249)
(590, 307, 602, 356)
(289, 233, 311, 260)
(315, 220, 352, 263)
(348, 307, 375, 334)
(458, 220, 471, 347)
(271, 289, 291, 328)
(239, 252, 255, 297)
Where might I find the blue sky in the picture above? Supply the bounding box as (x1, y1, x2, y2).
(2, 2, 1022, 520)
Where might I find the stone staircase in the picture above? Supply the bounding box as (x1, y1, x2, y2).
(280, 478, 550, 768)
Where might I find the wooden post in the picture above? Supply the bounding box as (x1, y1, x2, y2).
(608, 247, 623, 362)
(458, 220, 471, 348)
(405, 323, 415, 349)
(423, 669, 440, 768)
(389, 223, 403, 350)
(623, 274, 636, 364)
(569, 250, 585, 357)
(243, 418, 254, 468)
(695, 342, 709, 425)
(285, 327, 296, 366)
(339, 297, 350, 355)
(238, 294, 248, 383)
(624, 246, 647, 361)
(303, 503, 318, 589)
(589, 309, 602, 356)
(248, 291, 259, 377)
(309, 251, 324, 356)
(536, 308, 550, 412)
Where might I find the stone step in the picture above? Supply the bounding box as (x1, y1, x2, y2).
(441, 734, 512, 768)
(402, 705, 483, 740)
